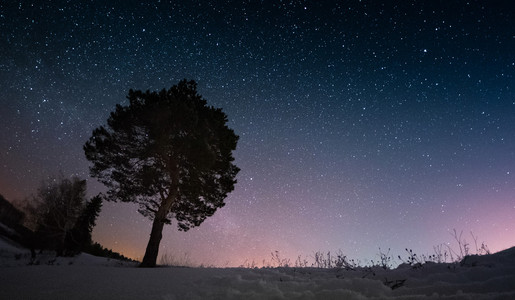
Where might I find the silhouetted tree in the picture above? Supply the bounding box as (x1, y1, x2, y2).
(32, 176, 87, 255)
(84, 80, 239, 267)
(65, 195, 103, 255)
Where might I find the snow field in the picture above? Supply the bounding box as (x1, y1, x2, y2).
(1, 237, 515, 299)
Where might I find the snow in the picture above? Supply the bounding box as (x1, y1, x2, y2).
(1, 237, 514, 299)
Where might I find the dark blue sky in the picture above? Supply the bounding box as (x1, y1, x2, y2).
(1, 1, 514, 265)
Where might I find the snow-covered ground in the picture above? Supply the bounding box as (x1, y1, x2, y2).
(1, 236, 514, 299)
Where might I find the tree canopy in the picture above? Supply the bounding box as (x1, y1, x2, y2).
(84, 80, 239, 267)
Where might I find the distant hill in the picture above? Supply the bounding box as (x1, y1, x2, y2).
(0, 194, 24, 227)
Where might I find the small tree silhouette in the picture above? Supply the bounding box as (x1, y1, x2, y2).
(65, 195, 103, 255)
(32, 176, 87, 255)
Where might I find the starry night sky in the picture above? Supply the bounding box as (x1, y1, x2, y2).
(1, 1, 514, 266)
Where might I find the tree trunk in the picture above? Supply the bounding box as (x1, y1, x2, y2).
(139, 215, 165, 267)
(140, 197, 174, 267)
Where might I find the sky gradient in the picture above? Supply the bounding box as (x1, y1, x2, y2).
(1, 1, 514, 266)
